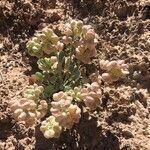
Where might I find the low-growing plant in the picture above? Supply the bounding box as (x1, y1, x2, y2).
(10, 20, 129, 138)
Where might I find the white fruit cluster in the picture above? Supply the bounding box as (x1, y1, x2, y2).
(27, 27, 64, 57)
(23, 84, 44, 100)
(50, 91, 81, 129)
(63, 20, 98, 64)
(10, 84, 48, 126)
(99, 60, 129, 83)
(81, 82, 102, 110)
(89, 72, 102, 85)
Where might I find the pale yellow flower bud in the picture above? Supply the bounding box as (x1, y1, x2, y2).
(40, 116, 62, 139)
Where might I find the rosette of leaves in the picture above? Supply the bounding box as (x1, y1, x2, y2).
(29, 48, 81, 98)
(34, 52, 65, 98)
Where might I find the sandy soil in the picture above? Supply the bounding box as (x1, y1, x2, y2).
(0, 0, 150, 149)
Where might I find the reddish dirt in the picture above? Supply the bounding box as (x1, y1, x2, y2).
(0, 0, 150, 150)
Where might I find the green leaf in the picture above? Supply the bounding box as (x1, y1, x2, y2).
(30, 72, 44, 83)
(35, 72, 44, 80)
(58, 51, 65, 62)
(43, 84, 57, 98)
(69, 61, 80, 79)
(73, 67, 80, 79)
(37, 58, 52, 71)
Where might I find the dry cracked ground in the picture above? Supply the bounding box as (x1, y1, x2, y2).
(0, 0, 150, 150)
